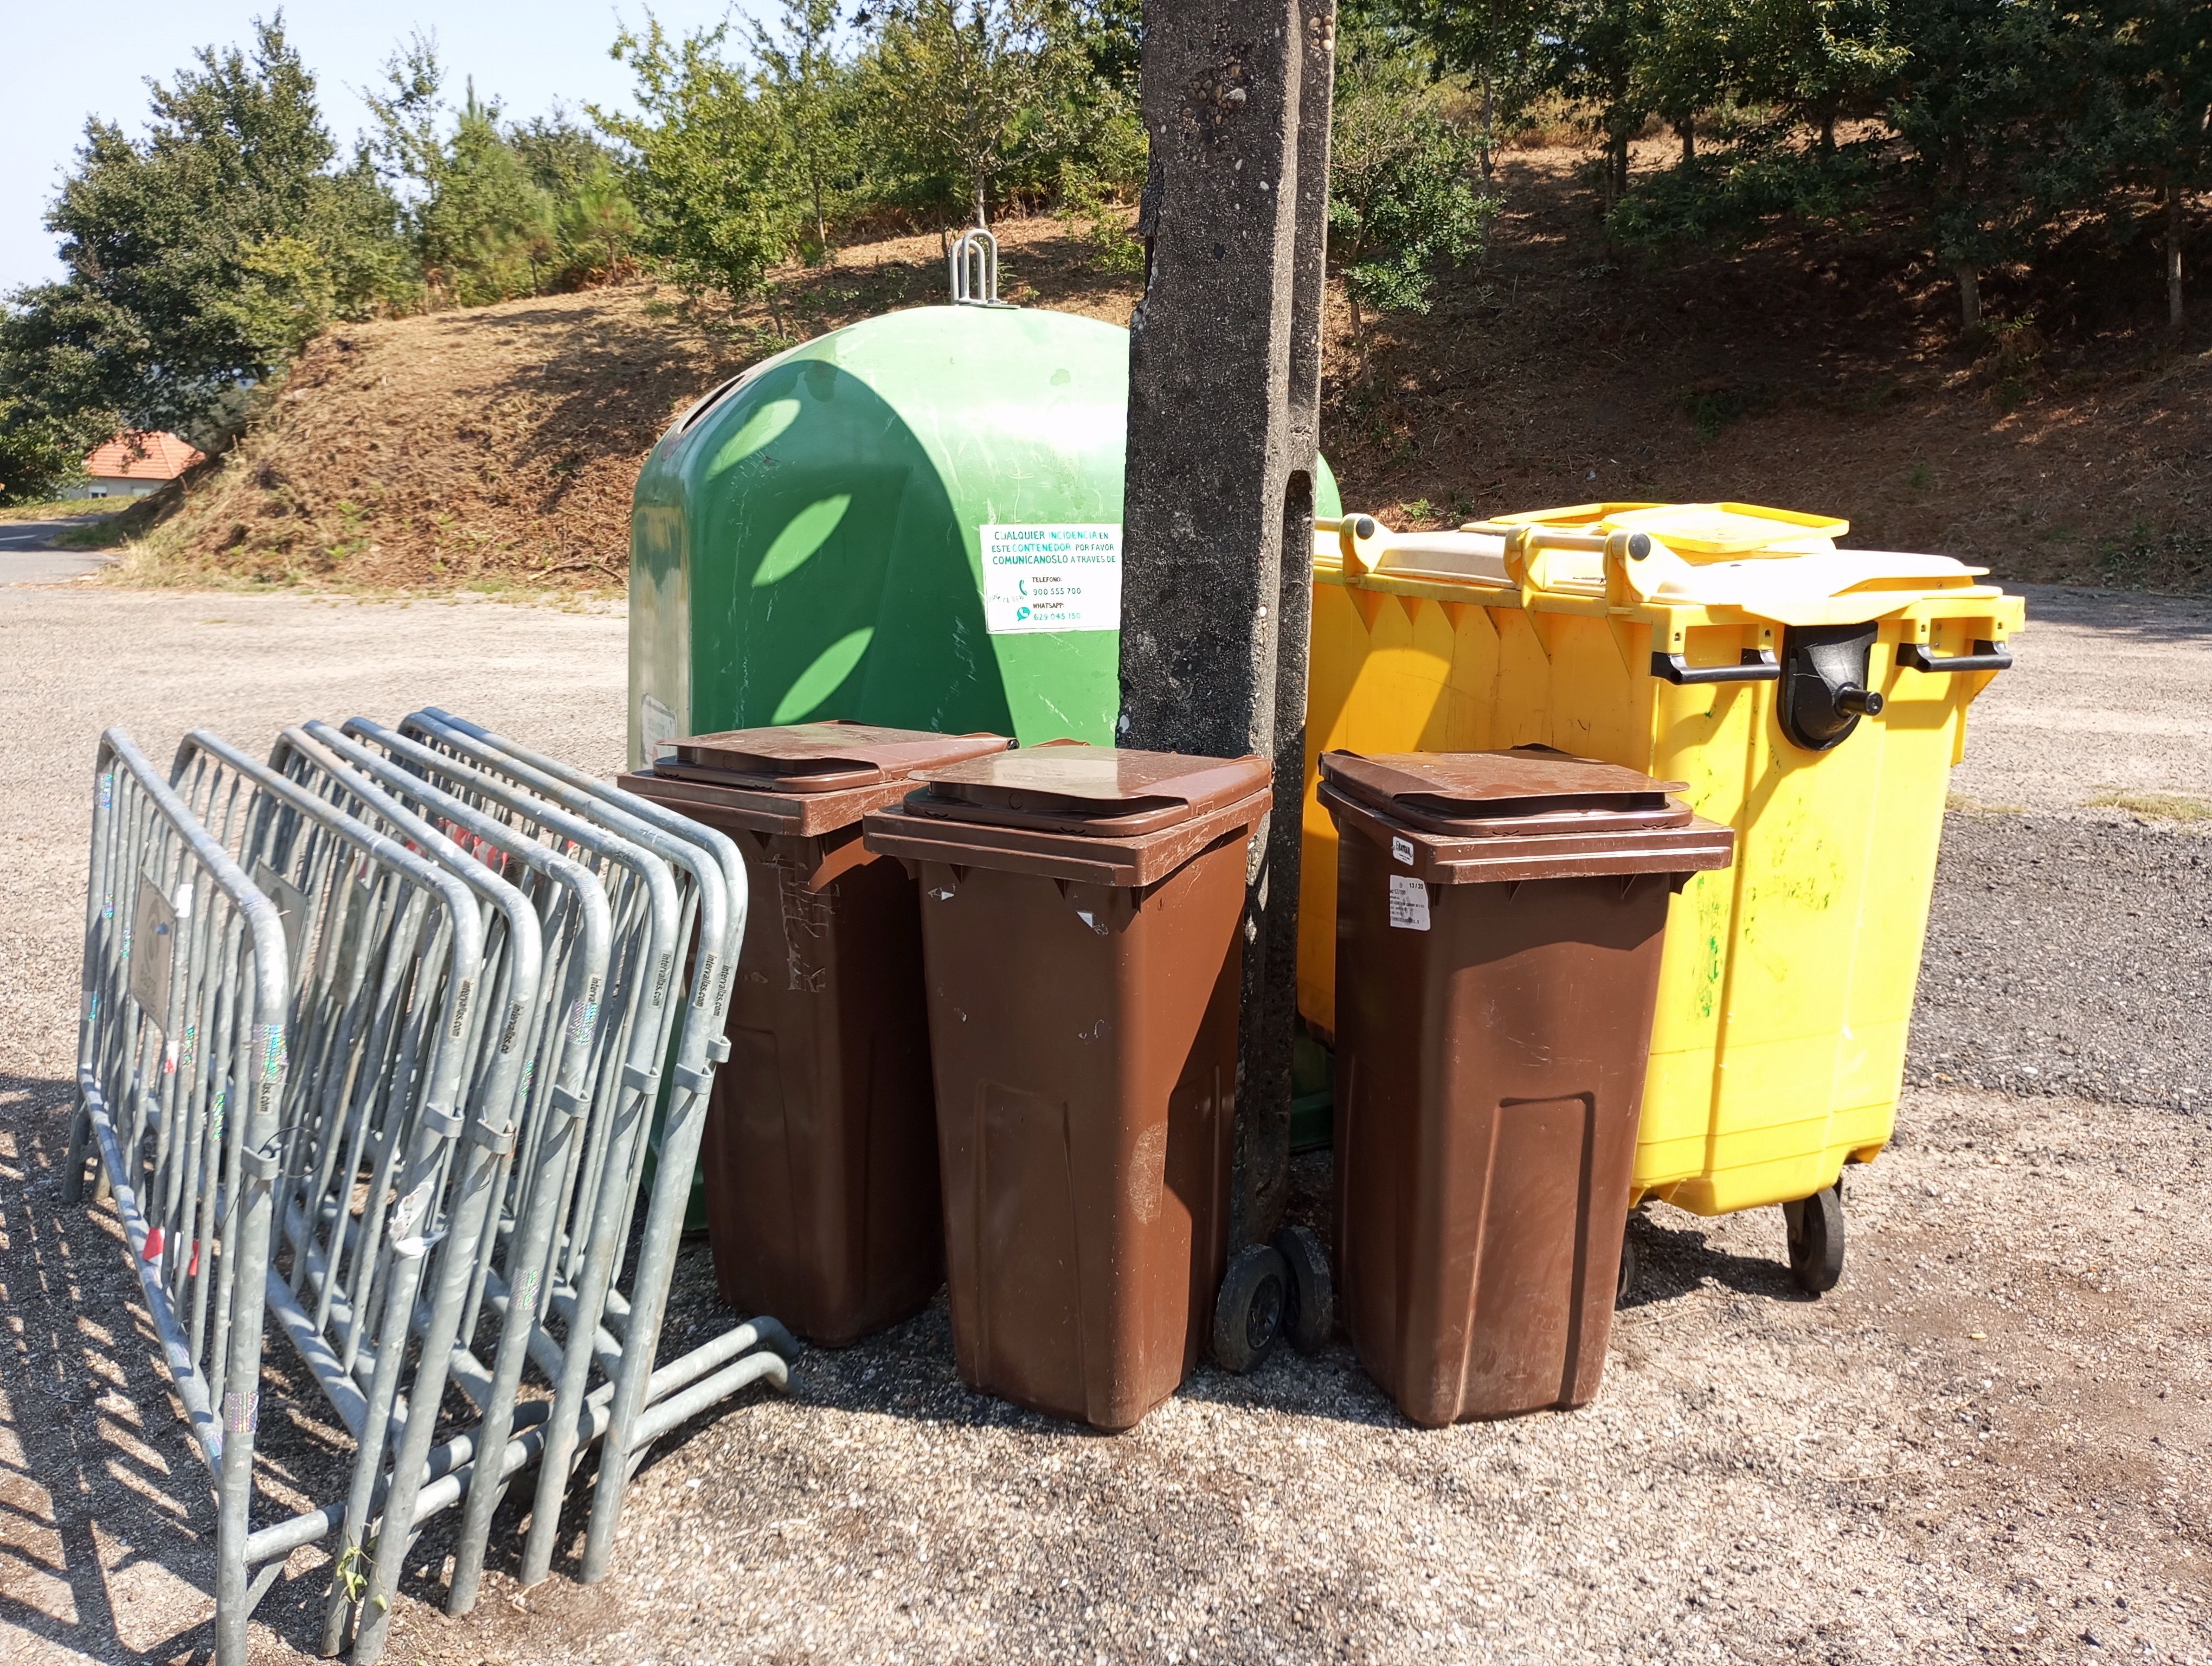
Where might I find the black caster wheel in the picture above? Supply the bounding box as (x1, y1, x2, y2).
(1272, 1225, 1334, 1353)
(1213, 1243, 1289, 1373)
(1783, 1182, 1845, 1296)
(1616, 1226, 1641, 1307)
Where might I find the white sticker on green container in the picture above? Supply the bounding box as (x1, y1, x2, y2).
(980, 523, 1121, 633)
(640, 694, 679, 762)
(1387, 874, 1430, 931)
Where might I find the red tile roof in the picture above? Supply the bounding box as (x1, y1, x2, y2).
(83, 431, 206, 480)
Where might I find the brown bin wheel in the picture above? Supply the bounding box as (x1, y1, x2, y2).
(1272, 1225, 1334, 1353)
(1213, 1244, 1288, 1373)
(1782, 1182, 1846, 1296)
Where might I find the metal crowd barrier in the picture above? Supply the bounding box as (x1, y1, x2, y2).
(169, 729, 502, 1662)
(280, 720, 626, 1619)
(68, 729, 291, 1666)
(261, 722, 597, 1657)
(349, 713, 792, 1598)
(67, 713, 792, 1665)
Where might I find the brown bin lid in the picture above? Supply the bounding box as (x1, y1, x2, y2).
(905, 744, 1274, 838)
(1320, 747, 1693, 837)
(661, 721, 1012, 792)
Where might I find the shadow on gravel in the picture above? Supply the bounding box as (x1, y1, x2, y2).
(0, 1070, 223, 1665)
(1620, 1206, 1809, 1311)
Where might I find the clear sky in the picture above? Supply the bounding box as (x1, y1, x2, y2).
(1, 1, 764, 296)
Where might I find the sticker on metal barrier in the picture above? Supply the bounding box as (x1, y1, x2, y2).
(129, 877, 177, 1026)
(388, 1177, 435, 1246)
(250, 860, 314, 975)
(1387, 874, 1431, 932)
(980, 523, 1122, 633)
(222, 1387, 260, 1436)
(254, 1023, 287, 1082)
(570, 983, 602, 1046)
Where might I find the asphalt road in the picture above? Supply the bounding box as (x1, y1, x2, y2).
(0, 517, 109, 584)
(0, 579, 2204, 1666)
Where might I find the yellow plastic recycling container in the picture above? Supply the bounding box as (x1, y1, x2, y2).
(1301, 502, 2023, 1216)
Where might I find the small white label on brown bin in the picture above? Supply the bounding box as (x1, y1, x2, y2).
(1391, 835, 1414, 865)
(1387, 874, 1430, 931)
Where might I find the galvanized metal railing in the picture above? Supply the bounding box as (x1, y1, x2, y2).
(68, 712, 792, 1663)
(68, 728, 291, 1666)
(282, 719, 626, 1617)
(169, 729, 496, 1663)
(350, 713, 793, 1599)
(394, 708, 785, 1584)
(262, 721, 618, 1656)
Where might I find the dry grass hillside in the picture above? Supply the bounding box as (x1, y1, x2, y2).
(119, 143, 2211, 594)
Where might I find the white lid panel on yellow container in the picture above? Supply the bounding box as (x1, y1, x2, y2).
(1487, 501, 1850, 558)
(1316, 510, 2007, 629)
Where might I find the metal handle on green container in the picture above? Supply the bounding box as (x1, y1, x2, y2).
(1650, 648, 1781, 685)
(1898, 639, 2012, 673)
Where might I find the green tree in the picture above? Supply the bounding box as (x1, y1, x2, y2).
(753, 0, 857, 258)
(368, 44, 562, 305)
(598, 19, 794, 302)
(1058, 0, 1142, 98)
(2099, 0, 2212, 327)
(0, 285, 127, 502)
(863, 0, 1064, 227)
(557, 159, 646, 284)
(1886, 0, 2076, 329)
(1041, 0, 1147, 187)
(1328, 48, 1499, 382)
(1388, 0, 1545, 183)
(1042, 0, 1147, 267)
(511, 107, 617, 201)
(1639, 0, 1741, 167)
(1735, 0, 1906, 155)
(4, 14, 410, 449)
(1540, 0, 1656, 206)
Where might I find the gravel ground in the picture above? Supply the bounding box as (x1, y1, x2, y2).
(1911, 816, 2211, 1110)
(0, 581, 2207, 1666)
(1947, 584, 2212, 815)
(1914, 582, 2212, 1111)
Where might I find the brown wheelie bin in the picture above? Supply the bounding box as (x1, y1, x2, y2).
(1320, 748, 1735, 1427)
(861, 744, 1270, 1431)
(619, 721, 1011, 1345)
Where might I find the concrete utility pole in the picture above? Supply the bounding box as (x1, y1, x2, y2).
(1117, 0, 1335, 1247)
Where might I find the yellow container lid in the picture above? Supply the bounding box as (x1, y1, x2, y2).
(1324, 510, 2008, 627)
(1487, 501, 1850, 558)
(1482, 501, 1665, 529)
